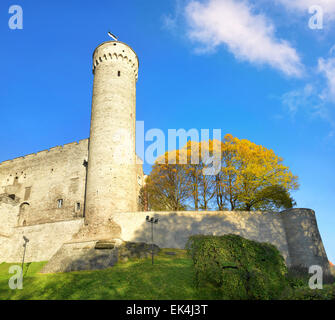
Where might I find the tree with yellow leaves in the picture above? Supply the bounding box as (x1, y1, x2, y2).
(145, 150, 190, 211)
(222, 134, 298, 211)
(145, 134, 298, 212)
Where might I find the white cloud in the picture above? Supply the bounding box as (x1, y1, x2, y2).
(276, 0, 335, 19)
(185, 0, 304, 77)
(278, 48, 335, 137)
(318, 56, 335, 101)
(281, 84, 315, 116)
(162, 0, 183, 31)
(281, 83, 335, 135)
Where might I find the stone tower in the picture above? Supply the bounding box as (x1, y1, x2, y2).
(281, 208, 332, 278)
(83, 40, 139, 239)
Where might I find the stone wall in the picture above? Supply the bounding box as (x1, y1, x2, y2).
(281, 208, 331, 275)
(0, 195, 20, 237)
(113, 209, 331, 274)
(0, 134, 145, 263)
(0, 140, 145, 228)
(113, 211, 292, 265)
(0, 140, 89, 226)
(0, 219, 84, 263)
(0, 205, 330, 277)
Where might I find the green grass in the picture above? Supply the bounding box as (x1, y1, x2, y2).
(1, 248, 333, 300)
(0, 249, 219, 300)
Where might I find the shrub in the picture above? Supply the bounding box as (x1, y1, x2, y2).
(286, 264, 335, 288)
(186, 234, 288, 300)
(285, 266, 310, 289)
(282, 284, 335, 300)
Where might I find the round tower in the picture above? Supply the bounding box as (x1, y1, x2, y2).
(281, 208, 332, 281)
(84, 40, 139, 238)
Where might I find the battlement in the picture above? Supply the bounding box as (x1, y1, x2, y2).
(92, 41, 139, 80)
(0, 139, 88, 167)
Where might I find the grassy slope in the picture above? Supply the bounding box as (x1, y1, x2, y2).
(0, 249, 218, 300)
(0, 248, 333, 300)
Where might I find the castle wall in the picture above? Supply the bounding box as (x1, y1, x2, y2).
(0, 208, 331, 277)
(113, 209, 330, 273)
(281, 208, 331, 275)
(0, 196, 19, 237)
(0, 219, 84, 263)
(0, 140, 89, 226)
(113, 211, 292, 265)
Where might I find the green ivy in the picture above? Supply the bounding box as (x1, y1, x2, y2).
(186, 234, 289, 300)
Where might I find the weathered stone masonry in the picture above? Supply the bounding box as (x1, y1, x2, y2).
(0, 140, 89, 228)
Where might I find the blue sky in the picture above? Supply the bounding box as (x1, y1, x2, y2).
(1, 0, 334, 262)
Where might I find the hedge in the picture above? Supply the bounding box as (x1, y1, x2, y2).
(186, 234, 288, 300)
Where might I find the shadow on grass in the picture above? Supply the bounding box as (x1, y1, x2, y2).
(0, 250, 216, 300)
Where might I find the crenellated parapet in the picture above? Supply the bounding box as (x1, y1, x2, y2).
(92, 41, 139, 80)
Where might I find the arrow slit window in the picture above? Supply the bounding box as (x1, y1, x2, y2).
(57, 199, 63, 209)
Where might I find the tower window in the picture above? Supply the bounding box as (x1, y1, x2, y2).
(57, 199, 63, 208)
(118, 71, 121, 77)
(76, 202, 80, 212)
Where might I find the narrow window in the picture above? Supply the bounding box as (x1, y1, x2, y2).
(118, 71, 121, 77)
(24, 187, 31, 201)
(76, 202, 80, 212)
(57, 199, 63, 208)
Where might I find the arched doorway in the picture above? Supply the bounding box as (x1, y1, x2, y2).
(18, 202, 30, 226)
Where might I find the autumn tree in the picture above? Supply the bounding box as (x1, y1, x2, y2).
(222, 134, 298, 211)
(145, 150, 190, 211)
(183, 140, 217, 210)
(245, 185, 296, 211)
(146, 134, 298, 212)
